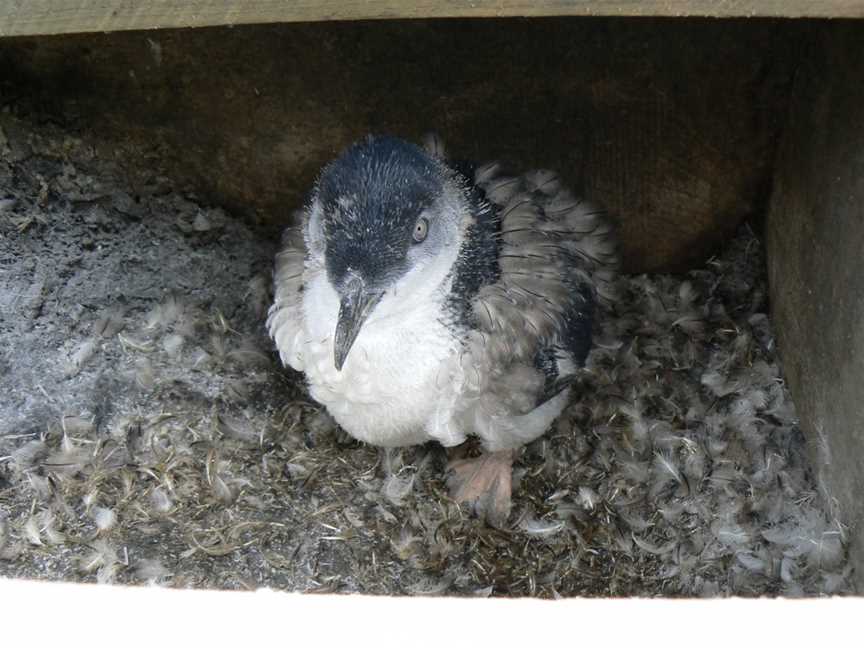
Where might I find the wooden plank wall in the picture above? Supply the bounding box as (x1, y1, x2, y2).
(766, 22, 864, 592)
(2, 1, 864, 38)
(0, 19, 797, 273)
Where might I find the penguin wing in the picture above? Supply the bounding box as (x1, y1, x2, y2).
(468, 164, 619, 414)
(267, 225, 308, 372)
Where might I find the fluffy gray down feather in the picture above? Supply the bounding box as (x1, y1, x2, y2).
(267, 142, 619, 449)
(466, 161, 619, 410)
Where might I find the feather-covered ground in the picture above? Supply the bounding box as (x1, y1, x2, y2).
(0, 112, 852, 596)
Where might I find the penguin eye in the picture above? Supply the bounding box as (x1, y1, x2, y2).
(412, 217, 429, 244)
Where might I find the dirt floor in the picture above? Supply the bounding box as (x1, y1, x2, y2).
(0, 109, 853, 596)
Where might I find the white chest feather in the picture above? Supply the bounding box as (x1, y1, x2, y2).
(299, 273, 460, 447)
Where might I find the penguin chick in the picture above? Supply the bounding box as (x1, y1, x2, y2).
(268, 135, 618, 525)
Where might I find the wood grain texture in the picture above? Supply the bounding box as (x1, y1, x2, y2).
(766, 22, 864, 593)
(0, 19, 795, 272)
(1, 0, 864, 37)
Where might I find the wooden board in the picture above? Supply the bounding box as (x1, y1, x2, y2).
(2, 0, 864, 38)
(766, 21, 864, 592)
(0, 19, 795, 273)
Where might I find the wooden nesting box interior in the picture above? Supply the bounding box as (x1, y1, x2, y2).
(1, 1, 863, 594)
(1, 12, 801, 274)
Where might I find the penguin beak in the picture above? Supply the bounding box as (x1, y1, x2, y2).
(334, 278, 383, 371)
